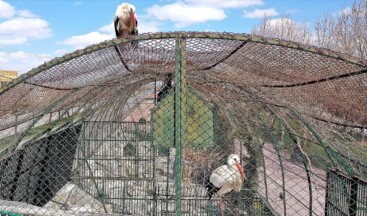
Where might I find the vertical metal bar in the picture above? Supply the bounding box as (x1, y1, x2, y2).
(325, 171, 330, 216)
(15, 114, 18, 134)
(350, 177, 358, 216)
(265, 116, 287, 216)
(154, 78, 157, 106)
(80, 138, 109, 213)
(261, 142, 268, 200)
(153, 128, 157, 216)
(274, 145, 287, 216)
(174, 36, 182, 216)
(174, 36, 186, 216)
(123, 179, 126, 213)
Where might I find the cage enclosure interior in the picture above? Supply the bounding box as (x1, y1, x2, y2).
(0, 32, 366, 216)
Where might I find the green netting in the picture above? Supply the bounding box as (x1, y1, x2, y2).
(152, 87, 215, 152)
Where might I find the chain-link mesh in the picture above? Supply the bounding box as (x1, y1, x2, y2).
(0, 32, 366, 215)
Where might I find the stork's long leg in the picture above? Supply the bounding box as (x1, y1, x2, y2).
(220, 198, 224, 216)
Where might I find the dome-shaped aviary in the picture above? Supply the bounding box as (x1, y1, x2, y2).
(0, 32, 366, 216)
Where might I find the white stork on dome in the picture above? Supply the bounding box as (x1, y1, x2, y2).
(114, 3, 138, 38)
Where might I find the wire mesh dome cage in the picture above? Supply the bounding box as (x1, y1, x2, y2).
(0, 32, 366, 216)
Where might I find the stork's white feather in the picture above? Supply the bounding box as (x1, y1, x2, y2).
(114, 3, 138, 38)
(209, 154, 244, 196)
(115, 3, 135, 16)
(209, 166, 238, 188)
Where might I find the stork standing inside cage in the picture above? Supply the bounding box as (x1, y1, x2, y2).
(206, 154, 246, 216)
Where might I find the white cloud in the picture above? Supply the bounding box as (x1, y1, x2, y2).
(243, 8, 278, 18)
(139, 20, 161, 33)
(0, 1, 52, 45)
(0, 51, 52, 74)
(0, 1, 40, 19)
(145, 0, 262, 28)
(98, 23, 114, 34)
(54, 49, 69, 56)
(100, 19, 162, 34)
(253, 17, 313, 44)
(57, 32, 114, 49)
(0, 52, 9, 64)
(0, 17, 52, 39)
(0, 2, 56, 74)
(265, 17, 297, 27)
(73, 1, 82, 6)
(334, 6, 365, 17)
(147, 3, 225, 27)
(0, 0, 16, 18)
(184, 0, 263, 8)
(0, 36, 27, 45)
(63, 16, 162, 50)
(17, 9, 39, 18)
(339, 7, 352, 15)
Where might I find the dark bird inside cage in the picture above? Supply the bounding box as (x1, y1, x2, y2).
(157, 73, 173, 103)
(114, 2, 138, 47)
(205, 154, 245, 216)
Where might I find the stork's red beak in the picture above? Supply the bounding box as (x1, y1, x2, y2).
(235, 163, 245, 179)
(131, 11, 136, 28)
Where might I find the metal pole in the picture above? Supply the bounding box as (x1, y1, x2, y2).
(154, 78, 157, 105)
(174, 36, 186, 216)
(15, 114, 18, 134)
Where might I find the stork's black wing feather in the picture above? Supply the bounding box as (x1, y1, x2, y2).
(114, 16, 119, 38)
(135, 19, 138, 34)
(132, 19, 138, 35)
(205, 178, 221, 199)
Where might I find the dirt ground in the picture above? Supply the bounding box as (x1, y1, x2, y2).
(258, 143, 326, 216)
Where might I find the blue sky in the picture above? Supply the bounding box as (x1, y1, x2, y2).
(0, 0, 355, 74)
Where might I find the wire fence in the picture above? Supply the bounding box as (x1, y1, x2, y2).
(0, 32, 366, 215)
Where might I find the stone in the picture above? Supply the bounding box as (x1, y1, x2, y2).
(44, 182, 113, 214)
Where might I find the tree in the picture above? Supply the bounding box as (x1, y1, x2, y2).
(252, 0, 367, 59)
(314, 0, 367, 58)
(251, 15, 312, 45)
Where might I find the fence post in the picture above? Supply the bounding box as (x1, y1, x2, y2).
(174, 36, 186, 216)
